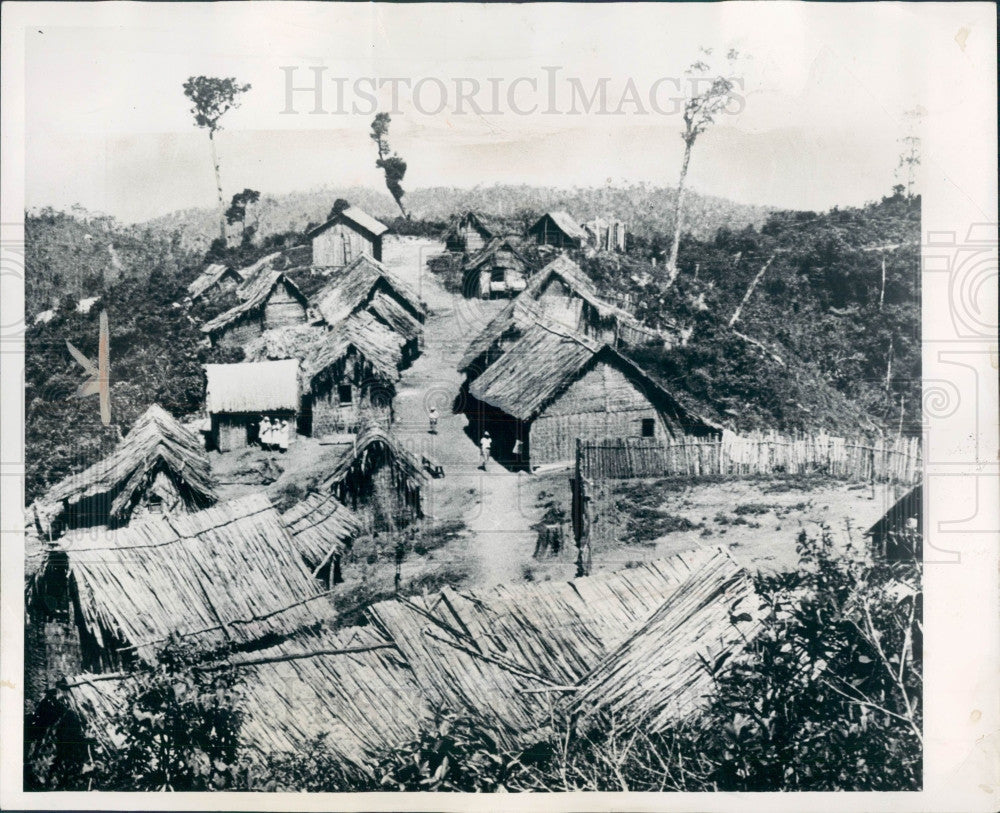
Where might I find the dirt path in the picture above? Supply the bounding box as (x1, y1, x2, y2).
(383, 237, 543, 588)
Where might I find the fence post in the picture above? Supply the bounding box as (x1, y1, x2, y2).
(573, 438, 591, 577)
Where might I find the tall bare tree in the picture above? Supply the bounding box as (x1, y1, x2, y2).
(370, 113, 409, 219)
(183, 76, 252, 243)
(664, 49, 743, 288)
(895, 106, 923, 199)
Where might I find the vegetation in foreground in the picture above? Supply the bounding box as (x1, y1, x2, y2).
(26, 532, 921, 792)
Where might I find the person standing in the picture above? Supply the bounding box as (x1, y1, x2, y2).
(479, 430, 492, 470)
(277, 419, 290, 453)
(428, 406, 438, 435)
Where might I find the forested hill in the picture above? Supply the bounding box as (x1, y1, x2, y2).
(585, 192, 922, 434)
(146, 184, 774, 253)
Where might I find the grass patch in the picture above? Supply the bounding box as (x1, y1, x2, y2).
(734, 502, 778, 516)
(413, 519, 466, 556)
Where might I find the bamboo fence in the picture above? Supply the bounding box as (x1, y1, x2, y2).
(578, 431, 922, 485)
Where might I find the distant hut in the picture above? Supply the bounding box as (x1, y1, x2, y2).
(204, 359, 300, 451)
(30, 405, 217, 539)
(187, 263, 243, 302)
(462, 238, 532, 299)
(308, 206, 388, 269)
(865, 484, 922, 561)
(458, 255, 646, 380)
(281, 491, 363, 587)
(528, 211, 588, 249)
(25, 494, 333, 705)
(321, 425, 428, 533)
(444, 211, 512, 254)
(465, 322, 720, 469)
(201, 270, 312, 349)
(313, 254, 427, 364)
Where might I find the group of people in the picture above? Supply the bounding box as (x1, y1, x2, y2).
(258, 415, 290, 452)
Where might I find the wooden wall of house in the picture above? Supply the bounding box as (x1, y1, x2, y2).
(311, 392, 390, 436)
(212, 414, 250, 452)
(312, 224, 379, 267)
(529, 362, 668, 466)
(463, 225, 488, 254)
(263, 282, 307, 330)
(216, 314, 263, 349)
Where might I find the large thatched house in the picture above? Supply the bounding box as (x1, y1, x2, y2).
(28, 547, 759, 777)
(24, 494, 334, 705)
(201, 269, 313, 348)
(458, 255, 647, 381)
(204, 359, 301, 451)
(321, 425, 428, 533)
(462, 237, 532, 299)
(308, 206, 388, 269)
(29, 405, 217, 539)
(528, 211, 588, 248)
(187, 263, 243, 302)
(465, 321, 719, 468)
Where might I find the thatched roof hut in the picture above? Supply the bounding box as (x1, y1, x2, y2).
(462, 237, 532, 300)
(187, 263, 243, 301)
(32, 493, 334, 672)
(31, 405, 217, 539)
(204, 360, 301, 451)
(465, 320, 719, 467)
(321, 425, 427, 530)
(313, 254, 427, 329)
(201, 269, 313, 347)
(443, 211, 520, 253)
(528, 211, 588, 248)
(458, 255, 641, 377)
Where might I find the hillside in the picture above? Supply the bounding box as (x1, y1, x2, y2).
(145, 184, 774, 253)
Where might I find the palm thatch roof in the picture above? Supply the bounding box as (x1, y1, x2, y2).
(458, 255, 638, 373)
(529, 211, 588, 243)
(205, 360, 300, 414)
(368, 546, 755, 743)
(307, 206, 390, 241)
(187, 263, 242, 301)
(36, 548, 759, 773)
(313, 254, 427, 328)
(47, 623, 429, 774)
(281, 491, 363, 575)
(32, 405, 217, 538)
(321, 425, 428, 506)
(467, 320, 719, 436)
(302, 311, 403, 388)
(244, 324, 326, 364)
(233, 251, 285, 299)
(201, 270, 311, 338)
(367, 290, 423, 344)
(443, 211, 521, 245)
(462, 237, 531, 273)
(571, 550, 762, 732)
(42, 494, 334, 662)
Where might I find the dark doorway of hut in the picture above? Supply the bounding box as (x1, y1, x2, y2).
(462, 399, 530, 473)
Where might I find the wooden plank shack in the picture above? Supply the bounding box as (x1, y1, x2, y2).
(308, 206, 388, 269)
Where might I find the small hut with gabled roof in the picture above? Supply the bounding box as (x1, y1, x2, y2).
(462, 237, 532, 299)
(204, 359, 301, 451)
(187, 263, 243, 302)
(30, 405, 218, 539)
(281, 491, 363, 587)
(201, 269, 313, 349)
(321, 425, 428, 533)
(465, 321, 719, 468)
(313, 254, 427, 327)
(308, 206, 388, 269)
(528, 211, 588, 249)
(443, 211, 517, 254)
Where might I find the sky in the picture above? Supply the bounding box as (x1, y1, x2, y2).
(18, 2, 977, 222)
